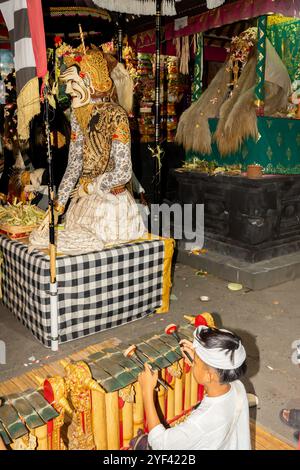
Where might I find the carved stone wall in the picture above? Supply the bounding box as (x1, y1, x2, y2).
(170, 170, 300, 262)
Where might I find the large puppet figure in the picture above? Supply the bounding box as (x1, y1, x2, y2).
(30, 45, 146, 253)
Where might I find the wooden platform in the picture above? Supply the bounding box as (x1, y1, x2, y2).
(0, 338, 297, 451)
(250, 420, 296, 451)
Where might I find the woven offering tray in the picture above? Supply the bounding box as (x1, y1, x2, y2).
(0, 223, 39, 239)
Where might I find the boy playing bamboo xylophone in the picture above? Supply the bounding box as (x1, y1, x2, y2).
(138, 325, 251, 450)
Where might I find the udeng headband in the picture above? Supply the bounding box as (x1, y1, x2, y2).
(193, 326, 246, 370)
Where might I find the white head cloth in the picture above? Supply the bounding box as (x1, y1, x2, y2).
(193, 326, 246, 370)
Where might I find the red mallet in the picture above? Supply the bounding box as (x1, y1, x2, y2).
(165, 324, 194, 364)
(123, 345, 168, 390)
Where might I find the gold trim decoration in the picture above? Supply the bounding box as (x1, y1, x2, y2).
(119, 385, 135, 404)
(156, 237, 175, 314)
(49, 6, 111, 22)
(267, 15, 296, 27)
(167, 362, 182, 379)
(54, 201, 65, 215)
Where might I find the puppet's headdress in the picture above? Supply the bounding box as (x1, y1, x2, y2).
(56, 42, 133, 113)
(57, 44, 112, 93)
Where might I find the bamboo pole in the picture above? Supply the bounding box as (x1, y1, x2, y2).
(44, 85, 59, 352)
(166, 375, 175, 421)
(174, 359, 184, 417)
(34, 425, 48, 450)
(157, 369, 166, 418)
(184, 365, 191, 411)
(133, 382, 144, 436)
(190, 373, 198, 407)
(122, 392, 133, 448)
(92, 389, 108, 450)
(105, 392, 120, 450)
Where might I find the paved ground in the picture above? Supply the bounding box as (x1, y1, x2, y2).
(0, 262, 300, 447)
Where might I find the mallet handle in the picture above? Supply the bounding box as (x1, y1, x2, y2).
(182, 349, 194, 364)
(132, 354, 168, 390)
(171, 332, 194, 364)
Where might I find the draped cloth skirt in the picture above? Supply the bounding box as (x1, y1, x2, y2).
(29, 190, 146, 254)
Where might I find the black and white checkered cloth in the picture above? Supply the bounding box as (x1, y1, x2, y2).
(0, 235, 164, 347)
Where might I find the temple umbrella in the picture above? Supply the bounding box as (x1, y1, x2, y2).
(42, 4, 113, 47)
(93, 0, 182, 202)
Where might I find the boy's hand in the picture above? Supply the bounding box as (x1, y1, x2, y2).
(179, 339, 195, 367)
(138, 363, 158, 394)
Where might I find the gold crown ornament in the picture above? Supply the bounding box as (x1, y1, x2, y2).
(226, 27, 258, 67)
(56, 43, 113, 93)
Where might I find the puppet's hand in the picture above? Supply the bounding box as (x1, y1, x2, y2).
(70, 185, 88, 200)
(36, 208, 59, 236)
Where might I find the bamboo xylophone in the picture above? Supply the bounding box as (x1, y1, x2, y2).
(0, 314, 214, 450)
(87, 321, 205, 450)
(0, 338, 120, 450)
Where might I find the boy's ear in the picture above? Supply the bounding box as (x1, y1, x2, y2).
(208, 367, 219, 384)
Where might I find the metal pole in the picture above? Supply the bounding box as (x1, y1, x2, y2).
(117, 14, 123, 64)
(44, 86, 59, 352)
(154, 0, 162, 203)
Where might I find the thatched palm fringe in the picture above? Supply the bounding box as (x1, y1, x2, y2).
(214, 57, 258, 156)
(263, 82, 288, 116)
(111, 63, 134, 114)
(17, 77, 40, 141)
(175, 64, 230, 154)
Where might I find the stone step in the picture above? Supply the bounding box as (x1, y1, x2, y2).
(176, 241, 300, 290)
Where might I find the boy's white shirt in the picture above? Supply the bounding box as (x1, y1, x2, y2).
(148, 380, 251, 450)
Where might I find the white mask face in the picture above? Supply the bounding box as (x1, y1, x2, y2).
(60, 66, 91, 109)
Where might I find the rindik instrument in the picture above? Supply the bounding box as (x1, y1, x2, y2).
(0, 315, 214, 450)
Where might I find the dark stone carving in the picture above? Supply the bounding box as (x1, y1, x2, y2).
(168, 169, 300, 262)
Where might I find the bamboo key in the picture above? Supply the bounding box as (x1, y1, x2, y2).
(123, 345, 168, 390)
(165, 324, 194, 364)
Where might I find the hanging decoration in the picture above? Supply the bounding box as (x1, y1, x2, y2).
(92, 0, 178, 16)
(206, 0, 225, 9)
(192, 33, 203, 102)
(226, 27, 257, 90)
(175, 36, 190, 75)
(148, 144, 165, 182)
(179, 36, 190, 75)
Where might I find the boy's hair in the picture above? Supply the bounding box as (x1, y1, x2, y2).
(195, 327, 247, 384)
